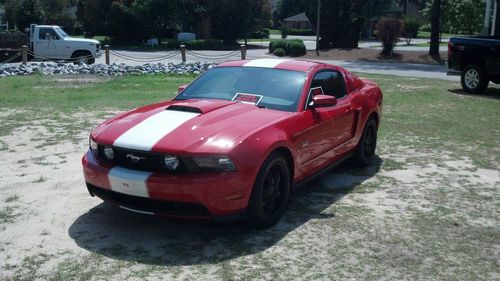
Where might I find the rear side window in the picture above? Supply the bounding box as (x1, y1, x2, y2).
(310, 71, 346, 99)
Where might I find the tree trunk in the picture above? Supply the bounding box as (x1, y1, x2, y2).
(429, 0, 441, 59)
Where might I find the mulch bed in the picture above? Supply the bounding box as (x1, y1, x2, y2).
(302, 48, 447, 65)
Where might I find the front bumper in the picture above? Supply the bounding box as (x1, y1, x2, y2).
(82, 150, 251, 220)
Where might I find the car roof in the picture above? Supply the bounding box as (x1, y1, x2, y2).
(217, 59, 330, 73)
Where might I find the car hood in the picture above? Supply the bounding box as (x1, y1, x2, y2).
(91, 99, 290, 154)
(66, 37, 100, 44)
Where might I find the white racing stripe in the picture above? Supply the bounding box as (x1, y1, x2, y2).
(243, 59, 290, 68)
(108, 167, 152, 198)
(114, 110, 200, 151)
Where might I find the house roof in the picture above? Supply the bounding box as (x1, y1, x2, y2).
(283, 12, 310, 22)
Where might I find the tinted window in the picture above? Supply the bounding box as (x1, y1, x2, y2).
(310, 71, 346, 99)
(176, 67, 306, 112)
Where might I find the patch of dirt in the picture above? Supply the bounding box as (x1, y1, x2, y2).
(302, 48, 447, 65)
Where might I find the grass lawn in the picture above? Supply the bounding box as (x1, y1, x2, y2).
(409, 42, 449, 47)
(0, 74, 499, 280)
(417, 31, 472, 38)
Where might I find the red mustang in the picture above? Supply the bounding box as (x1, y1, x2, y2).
(82, 59, 383, 228)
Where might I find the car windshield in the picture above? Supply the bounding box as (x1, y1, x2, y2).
(175, 67, 306, 112)
(55, 27, 69, 38)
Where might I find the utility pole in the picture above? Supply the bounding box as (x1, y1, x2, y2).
(316, 0, 321, 56)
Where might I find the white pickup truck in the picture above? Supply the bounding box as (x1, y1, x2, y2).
(28, 24, 101, 64)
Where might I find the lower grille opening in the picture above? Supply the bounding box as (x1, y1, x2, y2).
(87, 183, 211, 218)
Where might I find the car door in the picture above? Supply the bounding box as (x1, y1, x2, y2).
(33, 27, 64, 59)
(295, 70, 356, 168)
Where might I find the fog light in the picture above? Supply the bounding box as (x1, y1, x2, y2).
(164, 155, 179, 170)
(103, 146, 114, 160)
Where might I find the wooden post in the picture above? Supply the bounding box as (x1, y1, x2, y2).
(240, 45, 247, 60)
(21, 45, 28, 65)
(104, 45, 110, 65)
(180, 45, 186, 62)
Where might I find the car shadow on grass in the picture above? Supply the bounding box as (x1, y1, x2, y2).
(69, 156, 382, 266)
(448, 88, 500, 100)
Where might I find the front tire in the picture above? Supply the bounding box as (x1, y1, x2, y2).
(352, 118, 378, 166)
(245, 154, 291, 229)
(71, 51, 94, 65)
(461, 64, 488, 94)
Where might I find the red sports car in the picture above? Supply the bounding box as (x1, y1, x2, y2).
(82, 59, 383, 228)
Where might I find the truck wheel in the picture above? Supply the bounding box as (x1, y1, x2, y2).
(461, 64, 489, 94)
(71, 51, 94, 65)
(245, 153, 291, 229)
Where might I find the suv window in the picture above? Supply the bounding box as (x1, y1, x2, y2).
(310, 70, 346, 99)
(39, 28, 60, 40)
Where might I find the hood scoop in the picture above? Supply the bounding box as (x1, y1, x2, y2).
(167, 100, 235, 114)
(166, 105, 202, 114)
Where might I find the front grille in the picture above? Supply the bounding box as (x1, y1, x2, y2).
(97, 146, 198, 173)
(87, 183, 211, 218)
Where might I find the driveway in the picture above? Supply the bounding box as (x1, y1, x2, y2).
(95, 49, 458, 81)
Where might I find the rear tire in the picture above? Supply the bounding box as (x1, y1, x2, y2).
(352, 118, 378, 167)
(245, 153, 291, 229)
(461, 64, 488, 94)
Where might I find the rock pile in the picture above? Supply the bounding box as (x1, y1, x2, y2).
(0, 62, 215, 78)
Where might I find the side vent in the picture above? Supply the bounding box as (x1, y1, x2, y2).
(166, 105, 202, 114)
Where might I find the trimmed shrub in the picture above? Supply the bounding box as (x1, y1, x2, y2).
(269, 39, 306, 57)
(183, 39, 224, 50)
(287, 29, 315, 36)
(285, 40, 306, 57)
(273, 48, 285, 57)
(250, 29, 270, 39)
(281, 27, 289, 39)
(403, 17, 421, 45)
(375, 18, 404, 56)
(269, 39, 287, 53)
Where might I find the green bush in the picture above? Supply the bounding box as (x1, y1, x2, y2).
(402, 17, 421, 45)
(281, 27, 289, 39)
(273, 48, 285, 57)
(269, 39, 306, 57)
(287, 29, 315, 36)
(182, 39, 224, 50)
(285, 40, 306, 57)
(269, 39, 287, 53)
(250, 29, 270, 39)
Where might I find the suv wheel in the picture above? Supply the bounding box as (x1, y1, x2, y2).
(461, 64, 488, 94)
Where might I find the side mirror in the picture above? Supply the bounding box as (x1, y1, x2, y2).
(309, 95, 337, 108)
(178, 84, 189, 93)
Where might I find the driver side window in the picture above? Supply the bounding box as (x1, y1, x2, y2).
(39, 28, 60, 40)
(310, 70, 346, 99)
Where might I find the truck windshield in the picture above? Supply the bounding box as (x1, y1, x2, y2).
(55, 27, 69, 38)
(175, 67, 306, 112)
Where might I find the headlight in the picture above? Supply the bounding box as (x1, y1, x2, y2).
(164, 155, 179, 170)
(89, 138, 98, 151)
(193, 156, 236, 172)
(103, 146, 114, 160)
